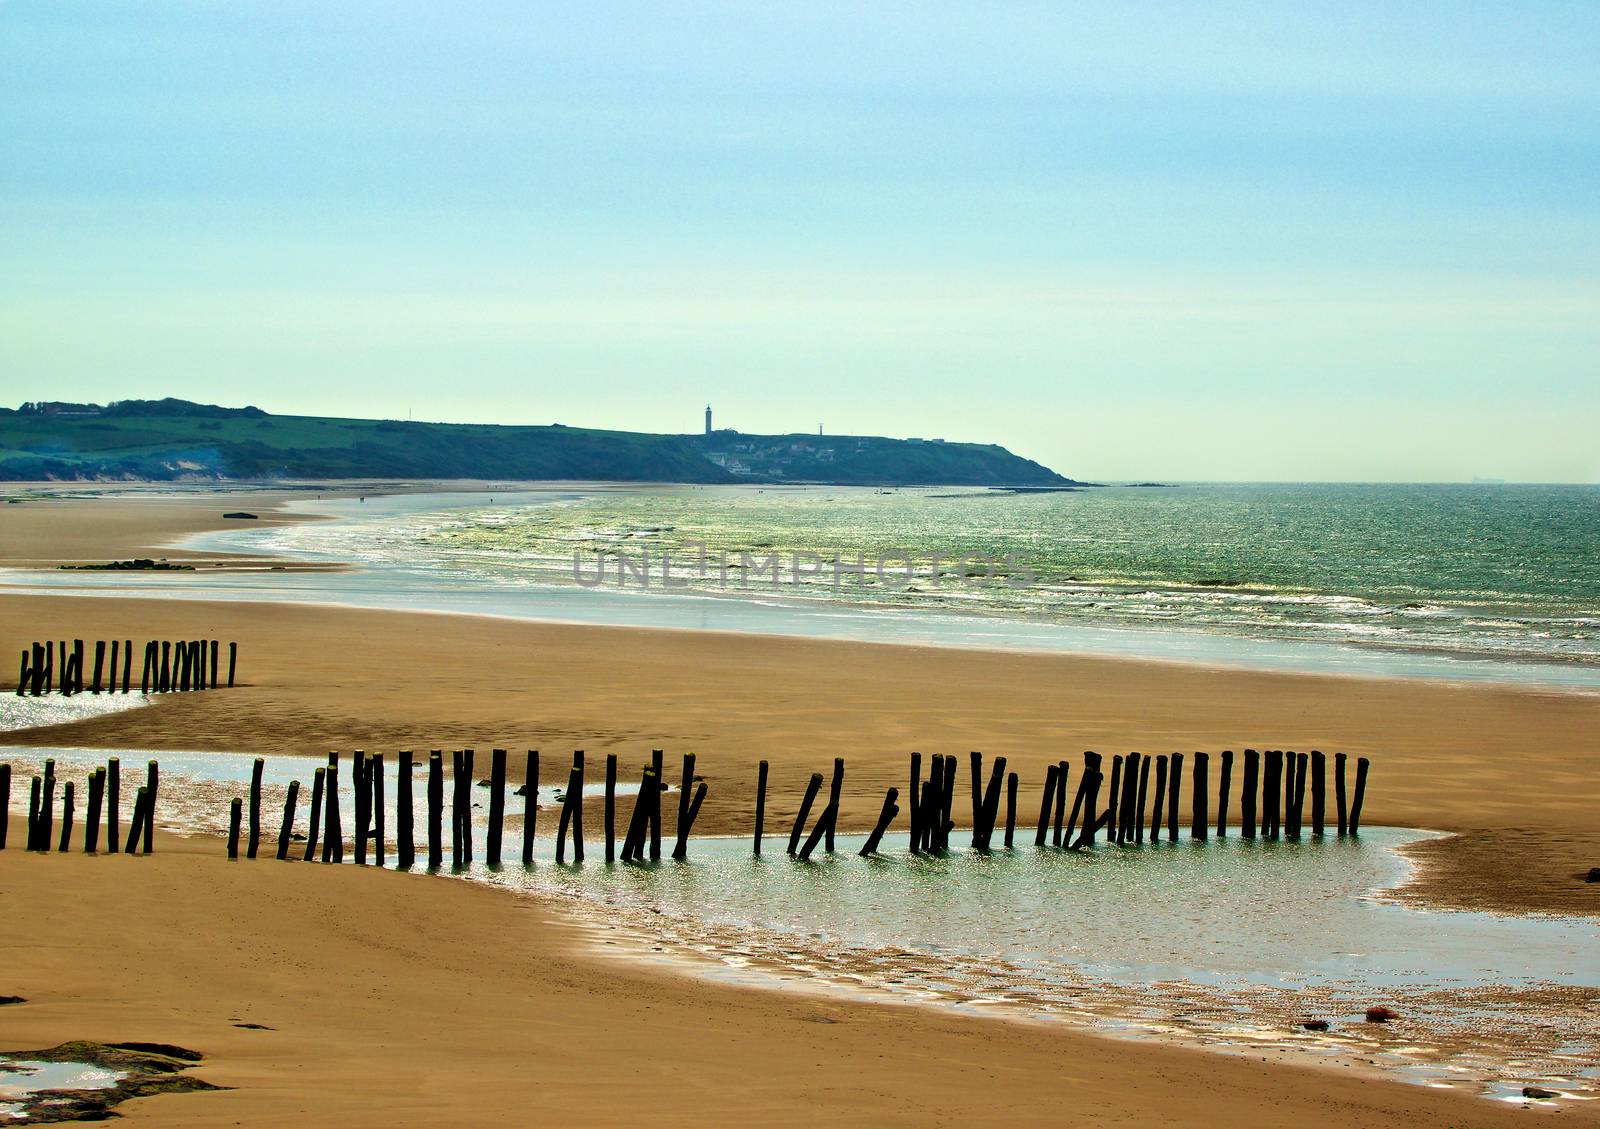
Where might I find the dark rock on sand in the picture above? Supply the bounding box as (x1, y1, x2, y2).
(1364, 1006, 1400, 1023)
(0, 1040, 222, 1123)
(1300, 1020, 1330, 1031)
(1523, 1086, 1559, 1100)
(0, 995, 24, 1005)
(1585, 867, 1600, 883)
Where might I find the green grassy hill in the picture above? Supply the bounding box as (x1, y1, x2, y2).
(0, 399, 1075, 486)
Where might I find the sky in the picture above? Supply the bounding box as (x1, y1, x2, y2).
(2, 2, 1597, 482)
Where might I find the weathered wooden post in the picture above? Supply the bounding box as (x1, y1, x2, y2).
(907, 752, 922, 855)
(1004, 771, 1018, 848)
(0, 763, 10, 849)
(1335, 751, 1348, 836)
(671, 781, 708, 861)
(209, 639, 219, 689)
(371, 753, 385, 867)
(1118, 753, 1141, 844)
(1166, 752, 1183, 842)
(649, 749, 664, 862)
(604, 753, 617, 864)
(1262, 750, 1282, 839)
(106, 757, 120, 852)
(788, 772, 824, 856)
(127, 786, 149, 854)
(570, 752, 586, 864)
(57, 781, 75, 852)
(969, 751, 985, 848)
(1309, 750, 1326, 836)
(15, 649, 27, 698)
(398, 751, 415, 869)
(85, 767, 103, 852)
(121, 638, 132, 693)
(678, 752, 698, 853)
(143, 760, 158, 853)
(1349, 756, 1370, 835)
(487, 748, 506, 868)
(1149, 755, 1167, 842)
(460, 748, 475, 864)
(304, 767, 324, 861)
(41, 759, 56, 850)
(1035, 763, 1058, 847)
(621, 766, 656, 863)
(277, 780, 300, 860)
(228, 642, 237, 688)
(1216, 750, 1233, 838)
(92, 640, 106, 693)
(1051, 760, 1069, 847)
(353, 752, 371, 865)
(1191, 752, 1209, 841)
(26, 776, 41, 851)
(1240, 749, 1258, 839)
(556, 762, 581, 864)
(825, 757, 844, 852)
(860, 788, 900, 856)
(427, 752, 443, 869)
(1282, 751, 1298, 838)
(925, 754, 945, 853)
(754, 759, 769, 857)
(1291, 752, 1309, 839)
(247, 757, 265, 859)
(1105, 755, 1121, 841)
(1132, 754, 1150, 844)
(323, 754, 342, 864)
(522, 750, 540, 866)
(1070, 770, 1105, 849)
(159, 640, 171, 692)
(977, 756, 1006, 850)
(109, 639, 120, 693)
(450, 751, 465, 869)
(940, 754, 956, 852)
(228, 797, 242, 859)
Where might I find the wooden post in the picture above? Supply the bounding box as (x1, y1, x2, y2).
(139, 641, 152, 694)
(787, 772, 824, 855)
(26, 776, 41, 851)
(825, 757, 843, 852)
(143, 760, 157, 853)
(0, 763, 9, 849)
(1149, 755, 1167, 842)
(1118, 753, 1140, 844)
(671, 781, 708, 861)
(1309, 750, 1325, 836)
(1166, 753, 1184, 842)
(925, 754, 944, 853)
(57, 781, 75, 852)
(604, 753, 617, 864)
(324, 754, 343, 864)
(159, 640, 171, 693)
(109, 640, 120, 694)
(371, 753, 385, 867)
(16, 648, 27, 698)
(1191, 752, 1209, 841)
(969, 750, 984, 849)
(1034, 763, 1057, 847)
(797, 799, 837, 861)
(121, 638, 132, 693)
(556, 762, 581, 864)
(753, 759, 768, 857)
(1240, 749, 1258, 839)
(461, 749, 475, 864)
(978, 756, 1006, 851)
(1217, 750, 1233, 838)
(940, 754, 956, 852)
(427, 752, 443, 869)
(1283, 751, 1299, 838)
(1062, 762, 1091, 846)
(106, 757, 120, 852)
(860, 788, 900, 856)
(649, 749, 664, 862)
(227, 797, 242, 859)
(41, 759, 55, 850)
(92, 639, 106, 693)
(128, 786, 149, 854)
(247, 757, 265, 859)
(1134, 754, 1151, 844)
(209, 639, 219, 689)
(397, 751, 415, 868)
(487, 748, 506, 867)
(522, 750, 540, 866)
(1349, 757, 1370, 835)
(571, 752, 585, 864)
(353, 752, 370, 865)
(277, 780, 300, 860)
(1003, 772, 1018, 848)
(85, 768, 103, 852)
(1069, 770, 1104, 849)
(451, 751, 465, 869)
(621, 766, 655, 863)
(1051, 760, 1069, 847)
(1335, 752, 1348, 836)
(227, 641, 237, 687)
(1105, 755, 1121, 842)
(915, 748, 928, 850)
(305, 767, 325, 861)
(678, 752, 698, 853)
(1262, 750, 1281, 839)
(1290, 752, 1308, 839)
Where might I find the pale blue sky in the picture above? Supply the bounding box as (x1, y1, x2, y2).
(3, 2, 1597, 481)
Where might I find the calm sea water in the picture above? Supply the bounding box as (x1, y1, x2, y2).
(391, 483, 1600, 669)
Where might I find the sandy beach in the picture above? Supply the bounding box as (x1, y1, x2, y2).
(3, 491, 1597, 1124)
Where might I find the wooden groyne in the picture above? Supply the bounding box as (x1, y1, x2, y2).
(13, 639, 240, 696)
(0, 748, 1378, 875)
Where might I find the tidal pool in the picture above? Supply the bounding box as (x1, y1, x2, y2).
(5, 745, 1596, 1102)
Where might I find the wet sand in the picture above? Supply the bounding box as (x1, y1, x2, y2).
(0, 836, 1581, 1128)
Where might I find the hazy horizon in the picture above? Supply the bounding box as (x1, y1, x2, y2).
(3, 3, 1596, 483)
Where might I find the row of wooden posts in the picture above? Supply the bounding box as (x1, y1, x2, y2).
(0, 746, 1371, 867)
(214, 745, 1370, 870)
(223, 749, 714, 868)
(0, 757, 160, 854)
(14, 638, 239, 696)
